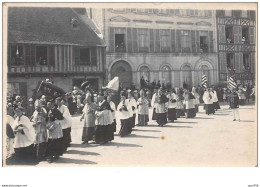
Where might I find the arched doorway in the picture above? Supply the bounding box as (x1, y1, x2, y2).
(110, 60, 132, 88)
(182, 65, 192, 89)
(140, 66, 150, 81)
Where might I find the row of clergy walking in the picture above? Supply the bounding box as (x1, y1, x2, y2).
(5, 85, 224, 165)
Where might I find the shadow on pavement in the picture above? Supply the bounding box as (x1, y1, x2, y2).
(55, 157, 97, 165)
(127, 134, 160, 139)
(239, 120, 255, 123)
(70, 143, 99, 148)
(103, 142, 143, 147)
(173, 121, 198, 124)
(164, 125, 193, 128)
(213, 113, 230, 116)
(132, 129, 161, 133)
(65, 150, 100, 156)
(195, 117, 214, 119)
(5, 157, 39, 166)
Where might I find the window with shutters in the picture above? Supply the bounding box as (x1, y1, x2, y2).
(216, 10, 225, 17)
(160, 30, 170, 52)
(248, 10, 255, 20)
(243, 53, 250, 71)
(232, 10, 242, 18)
(10, 45, 24, 66)
(36, 46, 48, 66)
(79, 48, 90, 65)
(91, 48, 97, 66)
(175, 9, 180, 15)
(181, 30, 191, 52)
(226, 53, 234, 69)
(139, 29, 149, 52)
(242, 27, 249, 44)
(115, 34, 126, 52)
(225, 26, 234, 43)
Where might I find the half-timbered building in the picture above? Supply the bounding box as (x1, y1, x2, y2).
(216, 10, 256, 85)
(7, 7, 106, 100)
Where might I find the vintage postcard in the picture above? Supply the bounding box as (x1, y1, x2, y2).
(2, 2, 257, 168)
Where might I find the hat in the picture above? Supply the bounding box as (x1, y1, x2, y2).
(7, 103, 12, 107)
(15, 96, 20, 100)
(41, 95, 46, 99)
(29, 98, 33, 102)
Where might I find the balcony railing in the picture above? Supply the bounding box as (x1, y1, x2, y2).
(218, 43, 255, 52)
(8, 64, 102, 74)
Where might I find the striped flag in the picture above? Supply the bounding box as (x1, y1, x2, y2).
(227, 75, 231, 89)
(228, 76, 237, 89)
(201, 74, 208, 88)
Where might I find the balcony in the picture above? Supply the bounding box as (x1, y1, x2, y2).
(218, 43, 255, 52)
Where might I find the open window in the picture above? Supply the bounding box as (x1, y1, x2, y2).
(115, 34, 126, 52)
(79, 48, 90, 64)
(226, 53, 234, 69)
(225, 26, 233, 43)
(11, 46, 24, 65)
(36, 46, 48, 65)
(242, 27, 249, 44)
(243, 53, 250, 71)
(200, 36, 208, 52)
(232, 10, 242, 18)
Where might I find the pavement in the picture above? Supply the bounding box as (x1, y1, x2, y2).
(35, 102, 257, 167)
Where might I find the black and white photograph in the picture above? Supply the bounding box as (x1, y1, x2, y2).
(1, 2, 257, 171)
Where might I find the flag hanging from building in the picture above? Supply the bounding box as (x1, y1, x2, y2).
(228, 76, 237, 89)
(106, 76, 119, 91)
(201, 74, 208, 88)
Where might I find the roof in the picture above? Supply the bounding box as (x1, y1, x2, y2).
(8, 7, 105, 46)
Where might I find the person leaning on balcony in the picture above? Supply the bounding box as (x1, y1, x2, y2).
(229, 87, 240, 122)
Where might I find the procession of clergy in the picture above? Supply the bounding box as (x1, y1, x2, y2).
(5, 81, 225, 164)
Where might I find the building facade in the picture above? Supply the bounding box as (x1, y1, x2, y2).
(96, 8, 219, 89)
(7, 7, 106, 100)
(216, 9, 256, 85)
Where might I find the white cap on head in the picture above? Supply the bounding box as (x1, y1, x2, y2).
(41, 95, 46, 99)
(29, 98, 33, 102)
